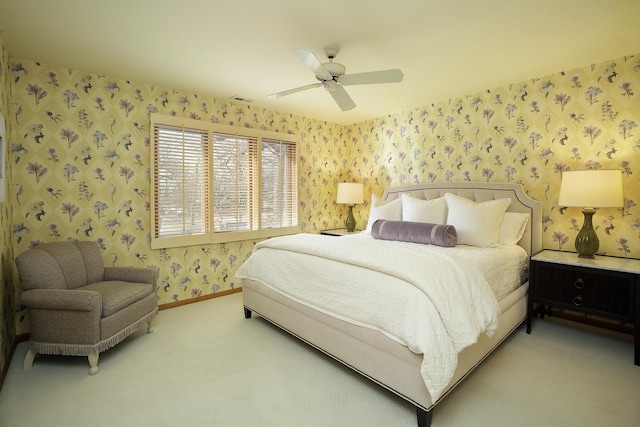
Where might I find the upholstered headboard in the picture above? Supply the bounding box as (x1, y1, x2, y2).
(382, 182, 542, 256)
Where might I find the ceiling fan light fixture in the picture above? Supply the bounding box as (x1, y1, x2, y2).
(323, 81, 338, 92)
(268, 46, 404, 112)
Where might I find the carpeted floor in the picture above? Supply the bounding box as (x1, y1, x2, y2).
(1, 291, 639, 427)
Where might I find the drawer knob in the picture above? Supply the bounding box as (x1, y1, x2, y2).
(573, 295, 583, 306)
(574, 278, 585, 289)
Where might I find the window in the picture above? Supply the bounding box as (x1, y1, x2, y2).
(150, 114, 299, 249)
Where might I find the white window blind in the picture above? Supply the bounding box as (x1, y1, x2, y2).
(153, 124, 209, 239)
(150, 114, 299, 249)
(261, 138, 298, 228)
(212, 132, 258, 232)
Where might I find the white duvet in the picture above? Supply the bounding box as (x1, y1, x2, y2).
(234, 233, 506, 401)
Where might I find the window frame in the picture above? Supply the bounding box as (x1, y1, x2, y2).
(150, 113, 299, 249)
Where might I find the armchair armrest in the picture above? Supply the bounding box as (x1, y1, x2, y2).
(21, 289, 101, 312)
(104, 267, 158, 290)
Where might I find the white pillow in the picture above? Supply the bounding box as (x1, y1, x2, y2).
(498, 212, 530, 245)
(400, 194, 447, 224)
(364, 194, 402, 234)
(444, 193, 511, 247)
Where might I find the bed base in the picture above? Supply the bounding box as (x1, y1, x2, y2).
(244, 305, 435, 426)
(242, 280, 528, 427)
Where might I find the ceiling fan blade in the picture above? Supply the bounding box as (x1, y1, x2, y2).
(328, 84, 356, 111)
(338, 69, 404, 86)
(293, 48, 333, 81)
(267, 82, 323, 99)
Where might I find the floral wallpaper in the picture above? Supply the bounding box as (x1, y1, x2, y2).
(349, 53, 640, 259)
(1, 39, 639, 347)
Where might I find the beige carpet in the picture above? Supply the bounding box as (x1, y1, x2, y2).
(1, 292, 639, 427)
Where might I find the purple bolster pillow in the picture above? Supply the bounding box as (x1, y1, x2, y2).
(371, 220, 457, 247)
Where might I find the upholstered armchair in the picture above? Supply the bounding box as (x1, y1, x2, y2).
(15, 241, 158, 375)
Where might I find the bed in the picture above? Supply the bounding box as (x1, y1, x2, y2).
(236, 182, 542, 426)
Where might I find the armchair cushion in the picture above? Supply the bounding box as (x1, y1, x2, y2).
(80, 281, 154, 317)
(104, 266, 158, 292)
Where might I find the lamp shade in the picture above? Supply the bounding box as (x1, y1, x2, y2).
(336, 183, 364, 205)
(558, 170, 623, 208)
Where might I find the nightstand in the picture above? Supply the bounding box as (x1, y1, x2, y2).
(320, 228, 362, 236)
(527, 249, 640, 365)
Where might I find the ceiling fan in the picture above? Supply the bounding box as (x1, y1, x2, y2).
(267, 46, 404, 111)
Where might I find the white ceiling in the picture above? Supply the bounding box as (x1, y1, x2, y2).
(1, 0, 640, 125)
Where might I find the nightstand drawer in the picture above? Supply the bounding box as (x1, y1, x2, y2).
(534, 262, 635, 322)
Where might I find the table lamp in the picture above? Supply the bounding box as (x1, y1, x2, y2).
(558, 169, 623, 258)
(336, 183, 364, 232)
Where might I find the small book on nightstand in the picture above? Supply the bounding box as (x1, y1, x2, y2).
(320, 228, 362, 236)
